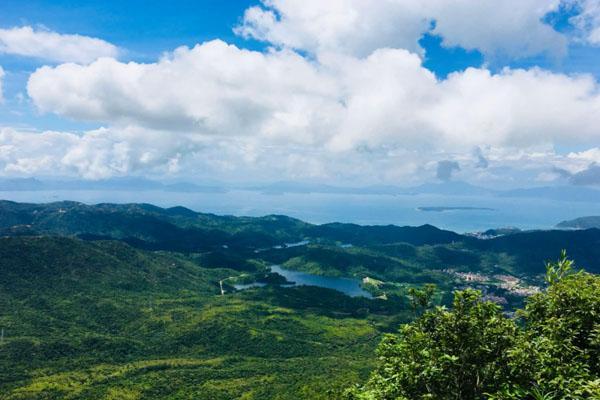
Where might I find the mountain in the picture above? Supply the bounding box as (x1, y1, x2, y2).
(0, 177, 226, 193)
(247, 180, 495, 196)
(402, 181, 495, 196)
(0, 200, 310, 251)
(2, 200, 600, 278)
(8, 178, 600, 203)
(557, 216, 600, 230)
(500, 185, 600, 202)
(2, 200, 600, 398)
(307, 222, 466, 246)
(0, 200, 467, 251)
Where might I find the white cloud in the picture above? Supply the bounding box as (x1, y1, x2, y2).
(28, 40, 343, 145)
(0, 66, 4, 103)
(0, 126, 193, 179)
(10, 2, 600, 185)
(568, 147, 600, 164)
(236, 0, 431, 57)
(568, 0, 600, 45)
(0, 125, 425, 183)
(236, 0, 566, 59)
(27, 41, 600, 161)
(2, 124, 595, 188)
(0, 26, 118, 63)
(429, 0, 566, 59)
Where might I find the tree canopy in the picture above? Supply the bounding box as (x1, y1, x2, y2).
(346, 252, 600, 400)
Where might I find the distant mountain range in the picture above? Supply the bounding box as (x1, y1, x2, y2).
(0, 177, 226, 193)
(1, 199, 599, 276)
(1, 177, 600, 202)
(557, 216, 600, 230)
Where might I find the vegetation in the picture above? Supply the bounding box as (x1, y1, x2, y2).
(1, 201, 600, 398)
(2, 200, 600, 279)
(0, 236, 400, 399)
(346, 252, 600, 399)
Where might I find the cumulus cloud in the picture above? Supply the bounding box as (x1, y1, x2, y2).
(28, 41, 342, 143)
(0, 127, 192, 179)
(2, 124, 597, 187)
(429, 0, 566, 59)
(236, 0, 431, 57)
(0, 126, 431, 183)
(27, 42, 600, 155)
(236, 0, 566, 59)
(0, 26, 118, 63)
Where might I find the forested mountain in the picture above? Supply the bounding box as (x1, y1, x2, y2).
(1, 201, 600, 398)
(2, 200, 600, 276)
(0, 236, 390, 399)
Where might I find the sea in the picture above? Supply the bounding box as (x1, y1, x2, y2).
(1, 189, 600, 233)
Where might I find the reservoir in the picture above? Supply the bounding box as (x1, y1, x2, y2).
(270, 265, 372, 298)
(233, 265, 372, 298)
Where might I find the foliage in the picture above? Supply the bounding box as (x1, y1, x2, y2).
(347, 253, 600, 400)
(407, 283, 437, 317)
(0, 236, 391, 399)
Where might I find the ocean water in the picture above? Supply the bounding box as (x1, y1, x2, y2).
(1, 189, 600, 233)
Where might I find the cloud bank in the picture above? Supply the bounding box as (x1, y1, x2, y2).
(27, 42, 600, 153)
(3, 1, 600, 186)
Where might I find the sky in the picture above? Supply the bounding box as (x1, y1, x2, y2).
(1, 0, 600, 188)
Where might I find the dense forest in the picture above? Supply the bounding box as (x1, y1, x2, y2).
(0, 201, 599, 398)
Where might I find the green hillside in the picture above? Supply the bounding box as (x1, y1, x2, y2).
(0, 236, 400, 399)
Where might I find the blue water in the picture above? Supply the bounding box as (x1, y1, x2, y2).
(233, 282, 266, 290)
(1, 189, 600, 232)
(269, 265, 372, 298)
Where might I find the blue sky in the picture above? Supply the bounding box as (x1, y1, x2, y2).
(0, 0, 259, 131)
(1, 0, 600, 187)
(3, 1, 598, 76)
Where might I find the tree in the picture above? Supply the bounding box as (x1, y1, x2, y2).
(347, 253, 600, 400)
(490, 253, 600, 399)
(407, 283, 437, 318)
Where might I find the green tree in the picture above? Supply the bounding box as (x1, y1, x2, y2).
(491, 253, 600, 399)
(347, 253, 600, 400)
(407, 283, 437, 317)
(347, 289, 517, 399)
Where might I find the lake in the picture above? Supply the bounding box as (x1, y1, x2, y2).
(232, 265, 372, 297)
(1, 189, 600, 232)
(268, 265, 372, 298)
